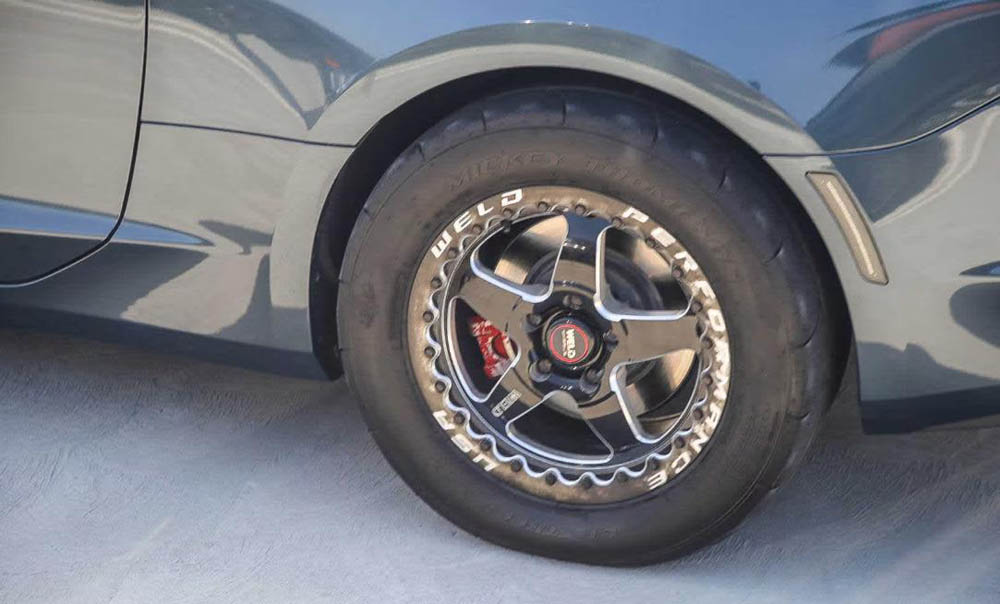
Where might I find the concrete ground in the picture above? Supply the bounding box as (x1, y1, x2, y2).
(1, 328, 998, 603)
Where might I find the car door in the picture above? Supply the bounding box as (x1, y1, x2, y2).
(0, 0, 145, 283)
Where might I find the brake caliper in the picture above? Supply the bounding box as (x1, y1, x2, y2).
(468, 316, 514, 379)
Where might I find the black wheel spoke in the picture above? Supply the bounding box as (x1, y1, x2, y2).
(579, 392, 643, 450)
(550, 213, 611, 292)
(480, 355, 546, 426)
(454, 250, 546, 343)
(616, 312, 701, 363)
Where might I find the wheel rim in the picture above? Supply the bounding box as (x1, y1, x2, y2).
(408, 186, 731, 503)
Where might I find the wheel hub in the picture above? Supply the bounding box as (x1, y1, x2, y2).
(544, 316, 595, 368)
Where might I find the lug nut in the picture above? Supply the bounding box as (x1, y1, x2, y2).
(565, 294, 584, 309)
(536, 359, 553, 374)
(603, 332, 618, 347)
(527, 313, 543, 327)
(585, 368, 604, 383)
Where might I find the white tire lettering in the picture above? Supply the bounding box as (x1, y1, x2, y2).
(673, 251, 699, 272)
(433, 410, 455, 430)
(500, 189, 523, 206)
(650, 226, 676, 247)
(645, 469, 668, 490)
(430, 230, 453, 258)
(451, 433, 474, 453)
(708, 309, 726, 332)
(621, 206, 649, 223)
(453, 210, 473, 233)
(671, 450, 692, 474)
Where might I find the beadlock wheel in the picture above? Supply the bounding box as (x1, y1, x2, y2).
(409, 186, 731, 503)
(337, 86, 841, 564)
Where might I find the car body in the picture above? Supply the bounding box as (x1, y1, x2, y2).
(4, 0, 999, 428)
(3, 4, 1000, 562)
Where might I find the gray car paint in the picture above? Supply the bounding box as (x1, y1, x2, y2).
(1, 0, 999, 417)
(142, 0, 1000, 153)
(768, 98, 1000, 406)
(0, 0, 145, 282)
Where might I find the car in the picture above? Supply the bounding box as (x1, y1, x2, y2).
(2, 0, 999, 566)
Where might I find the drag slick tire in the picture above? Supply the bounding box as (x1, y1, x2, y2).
(337, 87, 840, 565)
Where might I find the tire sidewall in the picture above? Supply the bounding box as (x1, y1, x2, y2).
(340, 127, 800, 562)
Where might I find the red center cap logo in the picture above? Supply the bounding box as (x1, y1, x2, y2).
(546, 319, 593, 365)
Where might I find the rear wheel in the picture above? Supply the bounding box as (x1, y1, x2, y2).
(338, 87, 839, 564)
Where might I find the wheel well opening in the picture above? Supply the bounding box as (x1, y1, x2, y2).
(309, 67, 852, 384)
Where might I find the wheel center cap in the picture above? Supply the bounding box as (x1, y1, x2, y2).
(545, 318, 595, 367)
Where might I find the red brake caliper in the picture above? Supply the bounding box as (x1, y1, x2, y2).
(468, 316, 514, 379)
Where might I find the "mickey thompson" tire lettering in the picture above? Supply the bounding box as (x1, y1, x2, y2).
(449, 152, 560, 190)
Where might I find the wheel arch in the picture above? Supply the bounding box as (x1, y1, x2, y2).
(306, 43, 852, 382)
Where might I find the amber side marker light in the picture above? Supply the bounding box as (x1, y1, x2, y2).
(807, 171, 888, 285)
